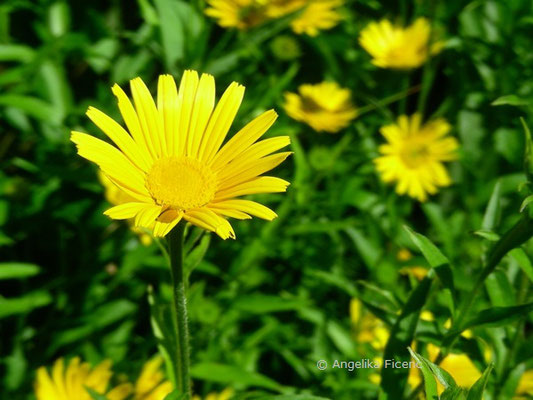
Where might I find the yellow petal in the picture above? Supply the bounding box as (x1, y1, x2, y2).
(104, 202, 147, 220)
(218, 152, 292, 189)
(210, 109, 278, 170)
(112, 83, 155, 161)
(134, 205, 163, 228)
(86, 106, 151, 172)
(157, 75, 179, 157)
(130, 77, 165, 157)
(176, 70, 200, 157)
(184, 209, 235, 239)
(214, 176, 290, 200)
(106, 383, 133, 400)
(210, 199, 277, 220)
(198, 81, 245, 162)
(71, 132, 150, 202)
(187, 73, 215, 158)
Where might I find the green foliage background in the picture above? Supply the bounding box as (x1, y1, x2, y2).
(1, 0, 533, 399)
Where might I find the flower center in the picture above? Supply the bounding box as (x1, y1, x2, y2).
(146, 157, 217, 210)
(401, 142, 430, 168)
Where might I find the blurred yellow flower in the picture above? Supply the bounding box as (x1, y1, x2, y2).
(284, 82, 357, 133)
(34, 358, 132, 400)
(193, 388, 235, 400)
(397, 248, 413, 261)
(350, 298, 389, 350)
(408, 343, 481, 394)
(399, 266, 429, 280)
(134, 356, 172, 400)
(374, 113, 459, 202)
(99, 171, 152, 245)
(359, 18, 443, 69)
(205, 0, 271, 30)
(72, 71, 290, 239)
(205, 0, 342, 36)
(515, 370, 533, 399)
(290, 0, 344, 37)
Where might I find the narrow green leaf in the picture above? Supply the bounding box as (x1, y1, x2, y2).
(482, 181, 501, 230)
(460, 302, 533, 331)
(510, 248, 533, 282)
(153, 0, 184, 71)
(232, 294, 307, 314)
(0, 44, 35, 62)
(345, 227, 381, 268)
(491, 95, 530, 106)
(466, 363, 494, 400)
(407, 348, 439, 400)
(163, 390, 187, 400)
(380, 277, 433, 397)
(404, 226, 449, 268)
(0, 262, 40, 280)
(0, 291, 52, 319)
(0, 95, 61, 123)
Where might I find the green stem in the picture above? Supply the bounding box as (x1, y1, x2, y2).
(167, 221, 191, 398)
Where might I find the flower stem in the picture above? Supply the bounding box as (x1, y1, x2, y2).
(167, 221, 191, 399)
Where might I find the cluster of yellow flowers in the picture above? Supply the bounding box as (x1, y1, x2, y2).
(350, 299, 533, 397)
(34, 356, 171, 400)
(280, 16, 458, 203)
(205, 0, 343, 37)
(34, 356, 234, 400)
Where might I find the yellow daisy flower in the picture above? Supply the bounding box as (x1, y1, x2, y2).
(374, 113, 459, 202)
(290, 0, 343, 37)
(71, 71, 291, 239)
(283, 81, 357, 133)
(98, 171, 152, 245)
(193, 388, 235, 400)
(359, 18, 443, 69)
(34, 358, 132, 400)
(205, 0, 271, 30)
(515, 370, 533, 399)
(134, 356, 172, 400)
(408, 343, 481, 394)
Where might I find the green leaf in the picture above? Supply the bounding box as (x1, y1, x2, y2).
(190, 363, 284, 392)
(482, 181, 501, 230)
(485, 270, 514, 307)
(466, 363, 494, 400)
(0, 95, 62, 123)
(491, 95, 530, 106)
(345, 227, 381, 268)
(404, 226, 456, 311)
(460, 302, 533, 331)
(153, 0, 185, 71)
(407, 348, 439, 400)
(520, 195, 533, 213)
(404, 226, 449, 268)
(163, 390, 188, 400)
(0, 262, 40, 280)
(0, 44, 35, 62)
(0, 291, 52, 319)
(510, 248, 533, 282)
(380, 277, 433, 397)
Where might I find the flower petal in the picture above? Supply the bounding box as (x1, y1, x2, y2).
(157, 75, 179, 157)
(214, 176, 290, 200)
(104, 203, 147, 220)
(187, 73, 215, 158)
(210, 199, 278, 220)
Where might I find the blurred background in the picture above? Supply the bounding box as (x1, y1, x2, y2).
(1, 0, 533, 399)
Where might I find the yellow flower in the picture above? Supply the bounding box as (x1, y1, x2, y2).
(34, 358, 132, 400)
(374, 113, 459, 202)
(205, 0, 271, 30)
(397, 248, 413, 262)
(71, 71, 291, 239)
(284, 82, 357, 133)
(134, 356, 172, 400)
(409, 343, 481, 394)
(350, 298, 389, 351)
(193, 388, 235, 400)
(515, 370, 533, 399)
(359, 18, 443, 69)
(399, 266, 429, 280)
(98, 171, 152, 245)
(290, 0, 343, 37)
